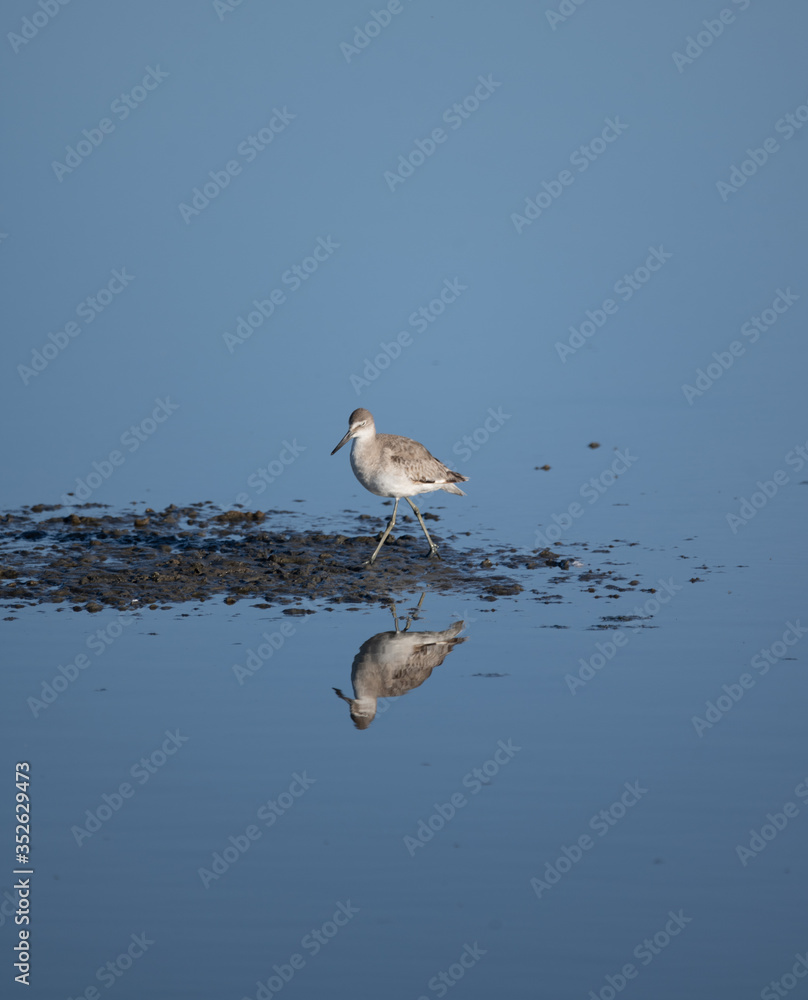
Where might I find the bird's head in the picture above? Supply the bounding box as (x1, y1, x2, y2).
(331, 408, 375, 455)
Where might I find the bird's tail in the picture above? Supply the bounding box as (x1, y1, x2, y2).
(441, 469, 468, 495)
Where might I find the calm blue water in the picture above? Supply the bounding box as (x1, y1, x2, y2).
(2, 1, 807, 997)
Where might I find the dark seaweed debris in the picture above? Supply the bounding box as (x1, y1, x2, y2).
(0, 503, 605, 613)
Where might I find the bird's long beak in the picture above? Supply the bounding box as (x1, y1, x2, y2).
(330, 429, 353, 455)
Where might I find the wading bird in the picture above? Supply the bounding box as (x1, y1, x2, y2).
(330, 408, 468, 564)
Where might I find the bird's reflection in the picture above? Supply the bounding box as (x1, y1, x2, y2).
(334, 596, 467, 729)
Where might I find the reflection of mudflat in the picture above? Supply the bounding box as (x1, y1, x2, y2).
(334, 603, 467, 730)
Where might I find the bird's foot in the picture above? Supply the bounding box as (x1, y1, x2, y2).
(425, 546, 441, 560)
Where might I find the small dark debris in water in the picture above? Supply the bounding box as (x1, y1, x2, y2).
(588, 614, 649, 630)
(629, 580, 639, 586)
(535, 464, 551, 471)
(587, 442, 601, 449)
(486, 582, 522, 597)
(480, 559, 493, 568)
(422, 512, 440, 521)
(213, 510, 266, 523)
(531, 547, 574, 570)
(472, 672, 509, 678)
(689, 577, 703, 583)
(282, 607, 316, 616)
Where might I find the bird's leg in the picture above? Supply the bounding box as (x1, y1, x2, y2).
(402, 590, 427, 632)
(367, 498, 398, 565)
(405, 497, 440, 559)
(388, 601, 401, 632)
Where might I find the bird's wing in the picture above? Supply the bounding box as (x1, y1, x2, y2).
(381, 436, 458, 484)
